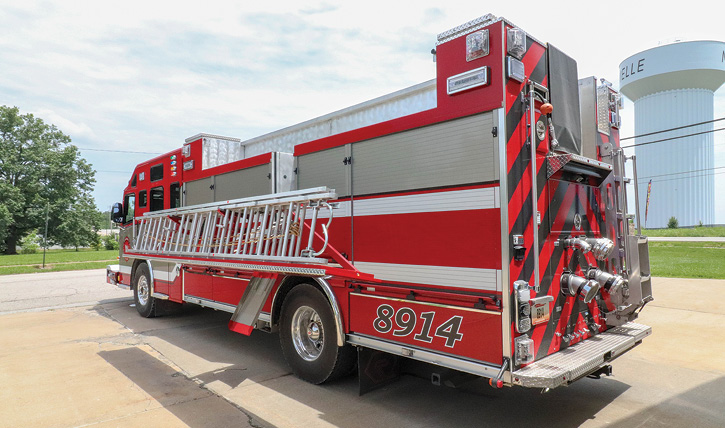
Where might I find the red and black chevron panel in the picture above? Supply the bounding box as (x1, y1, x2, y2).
(503, 30, 613, 364)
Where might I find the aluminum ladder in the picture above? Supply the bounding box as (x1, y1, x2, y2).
(131, 187, 337, 264)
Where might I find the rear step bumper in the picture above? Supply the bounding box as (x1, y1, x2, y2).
(512, 322, 651, 389)
(106, 264, 130, 290)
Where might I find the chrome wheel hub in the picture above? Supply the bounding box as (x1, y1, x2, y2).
(291, 305, 324, 361)
(137, 275, 149, 306)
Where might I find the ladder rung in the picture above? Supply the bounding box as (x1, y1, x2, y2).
(131, 188, 336, 264)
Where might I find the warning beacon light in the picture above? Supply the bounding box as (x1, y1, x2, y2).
(506, 27, 526, 59)
(466, 29, 489, 61)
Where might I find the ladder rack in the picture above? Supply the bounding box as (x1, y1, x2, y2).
(131, 187, 337, 264)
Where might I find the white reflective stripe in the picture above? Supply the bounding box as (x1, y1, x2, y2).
(308, 187, 499, 219)
(119, 265, 132, 275)
(354, 261, 501, 291)
(355, 187, 497, 216)
(151, 263, 181, 282)
(152, 267, 170, 282)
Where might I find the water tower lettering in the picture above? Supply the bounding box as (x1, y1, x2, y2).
(621, 58, 645, 80)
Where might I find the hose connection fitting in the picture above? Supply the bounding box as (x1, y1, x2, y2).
(587, 268, 626, 296)
(588, 238, 615, 261)
(563, 237, 615, 261)
(560, 273, 600, 304)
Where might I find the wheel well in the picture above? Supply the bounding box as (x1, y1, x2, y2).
(272, 276, 326, 327)
(130, 259, 146, 289)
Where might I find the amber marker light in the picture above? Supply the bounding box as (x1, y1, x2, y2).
(540, 103, 554, 114)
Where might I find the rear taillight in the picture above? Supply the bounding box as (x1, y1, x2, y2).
(514, 280, 532, 333)
(515, 335, 535, 365)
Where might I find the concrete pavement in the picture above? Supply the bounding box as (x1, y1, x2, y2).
(0, 270, 724, 427)
(0, 269, 133, 314)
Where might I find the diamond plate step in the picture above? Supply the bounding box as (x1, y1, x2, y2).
(511, 322, 651, 389)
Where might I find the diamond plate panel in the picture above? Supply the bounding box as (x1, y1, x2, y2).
(546, 154, 573, 178)
(511, 322, 652, 389)
(436, 14, 498, 44)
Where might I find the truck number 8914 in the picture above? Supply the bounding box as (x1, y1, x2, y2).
(373, 304, 464, 348)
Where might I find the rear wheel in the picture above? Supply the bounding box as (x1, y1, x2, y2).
(279, 284, 355, 384)
(133, 263, 156, 318)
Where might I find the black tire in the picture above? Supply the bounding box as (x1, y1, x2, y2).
(133, 263, 156, 318)
(279, 284, 356, 384)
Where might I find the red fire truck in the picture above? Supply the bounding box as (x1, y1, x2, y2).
(107, 13, 653, 390)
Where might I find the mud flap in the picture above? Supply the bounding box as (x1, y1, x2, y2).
(358, 347, 401, 395)
(228, 272, 279, 335)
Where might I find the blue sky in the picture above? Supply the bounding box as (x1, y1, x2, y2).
(1, 0, 724, 221)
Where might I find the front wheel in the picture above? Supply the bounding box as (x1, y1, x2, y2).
(133, 263, 156, 318)
(279, 284, 355, 384)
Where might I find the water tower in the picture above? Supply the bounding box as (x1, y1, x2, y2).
(619, 41, 725, 228)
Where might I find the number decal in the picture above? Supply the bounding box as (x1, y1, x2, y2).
(393, 307, 416, 336)
(413, 311, 435, 342)
(435, 316, 464, 348)
(373, 304, 394, 333)
(372, 305, 464, 348)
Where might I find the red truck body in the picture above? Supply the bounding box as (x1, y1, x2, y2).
(108, 14, 652, 390)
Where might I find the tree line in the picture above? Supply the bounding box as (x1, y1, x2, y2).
(1, 105, 108, 254)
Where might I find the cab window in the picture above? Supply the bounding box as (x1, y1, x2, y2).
(170, 183, 181, 209)
(124, 193, 135, 223)
(150, 187, 164, 211)
(139, 190, 147, 208)
(150, 164, 164, 182)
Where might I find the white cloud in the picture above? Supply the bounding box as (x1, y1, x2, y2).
(1, 0, 724, 216)
(32, 108, 96, 140)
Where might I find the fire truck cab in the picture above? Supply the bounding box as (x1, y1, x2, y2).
(108, 13, 652, 390)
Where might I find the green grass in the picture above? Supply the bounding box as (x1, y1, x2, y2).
(0, 249, 118, 267)
(0, 261, 113, 275)
(0, 249, 118, 275)
(648, 242, 725, 279)
(643, 226, 725, 237)
(3, 243, 722, 279)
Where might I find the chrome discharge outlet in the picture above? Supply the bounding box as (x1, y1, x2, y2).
(587, 268, 626, 296)
(560, 273, 600, 303)
(563, 237, 615, 261)
(563, 237, 591, 253)
(588, 238, 615, 261)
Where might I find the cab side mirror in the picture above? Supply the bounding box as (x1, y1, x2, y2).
(111, 202, 124, 224)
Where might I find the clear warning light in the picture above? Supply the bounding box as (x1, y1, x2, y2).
(466, 29, 489, 62)
(507, 27, 527, 59)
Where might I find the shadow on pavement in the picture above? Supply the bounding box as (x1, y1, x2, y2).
(607, 376, 725, 428)
(93, 302, 634, 428)
(98, 346, 274, 428)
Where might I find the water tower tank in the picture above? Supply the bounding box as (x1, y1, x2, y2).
(619, 41, 725, 228)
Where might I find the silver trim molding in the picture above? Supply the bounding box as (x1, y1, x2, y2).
(183, 296, 237, 313)
(139, 256, 328, 277)
(313, 277, 346, 347)
(347, 334, 501, 379)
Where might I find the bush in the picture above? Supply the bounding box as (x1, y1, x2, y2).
(19, 230, 42, 254)
(667, 216, 679, 229)
(103, 233, 119, 251)
(90, 233, 103, 251)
